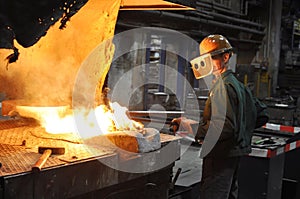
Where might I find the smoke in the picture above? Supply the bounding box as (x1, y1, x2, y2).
(0, 0, 121, 106)
(0, 27, 78, 105)
(0, 39, 76, 105)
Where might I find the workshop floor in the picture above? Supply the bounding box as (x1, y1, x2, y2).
(170, 143, 202, 199)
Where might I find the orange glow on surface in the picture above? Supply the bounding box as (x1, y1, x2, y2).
(120, 0, 194, 10)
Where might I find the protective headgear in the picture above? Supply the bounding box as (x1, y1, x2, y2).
(190, 34, 232, 79)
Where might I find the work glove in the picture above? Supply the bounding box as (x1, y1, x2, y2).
(170, 117, 198, 135)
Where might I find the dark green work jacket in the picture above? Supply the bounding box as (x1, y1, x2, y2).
(194, 70, 257, 158)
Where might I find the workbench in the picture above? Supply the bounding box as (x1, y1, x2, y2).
(238, 124, 300, 199)
(0, 119, 180, 199)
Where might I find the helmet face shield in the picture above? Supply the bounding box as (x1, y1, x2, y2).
(190, 53, 213, 79)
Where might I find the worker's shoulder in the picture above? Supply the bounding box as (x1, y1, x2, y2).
(222, 75, 252, 98)
(222, 74, 241, 89)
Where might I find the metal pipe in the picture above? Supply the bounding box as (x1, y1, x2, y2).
(267, 0, 273, 59)
(244, 74, 248, 86)
(240, 0, 244, 15)
(117, 21, 264, 45)
(256, 72, 261, 97)
(192, 11, 214, 20)
(196, 0, 263, 28)
(268, 74, 271, 97)
(239, 0, 249, 16)
(196, 1, 244, 16)
(244, 0, 249, 16)
(187, 31, 263, 44)
(196, 0, 231, 10)
(228, 37, 263, 44)
(200, 10, 265, 28)
(141, 10, 265, 35)
(212, 0, 231, 9)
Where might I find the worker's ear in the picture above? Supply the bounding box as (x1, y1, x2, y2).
(222, 53, 230, 63)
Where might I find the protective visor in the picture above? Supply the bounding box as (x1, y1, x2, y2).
(190, 53, 214, 79)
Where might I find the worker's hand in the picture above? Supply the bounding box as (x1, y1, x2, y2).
(171, 117, 198, 135)
(196, 139, 204, 145)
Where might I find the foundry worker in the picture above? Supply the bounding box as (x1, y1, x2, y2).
(172, 34, 257, 199)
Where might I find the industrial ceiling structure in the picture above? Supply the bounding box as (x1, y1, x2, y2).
(116, 0, 300, 94)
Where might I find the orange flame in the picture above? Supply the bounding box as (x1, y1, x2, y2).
(41, 102, 144, 139)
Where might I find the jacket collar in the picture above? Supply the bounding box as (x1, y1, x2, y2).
(220, 69, 233, 79)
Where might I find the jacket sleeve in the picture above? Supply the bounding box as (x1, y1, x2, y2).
(193, 96, 211, 141)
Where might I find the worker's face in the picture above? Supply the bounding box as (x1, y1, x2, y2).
(211, 53, 230, 76)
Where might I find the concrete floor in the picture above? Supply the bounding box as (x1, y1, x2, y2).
(170, 142, 202, 199)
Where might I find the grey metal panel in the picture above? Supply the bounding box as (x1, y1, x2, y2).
(3, 156, 119, 199)
(266, 153, 285, 199)
(239, 154, 285, 199)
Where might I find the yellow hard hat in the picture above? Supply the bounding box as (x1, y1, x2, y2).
(199, 34, 232, 56)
